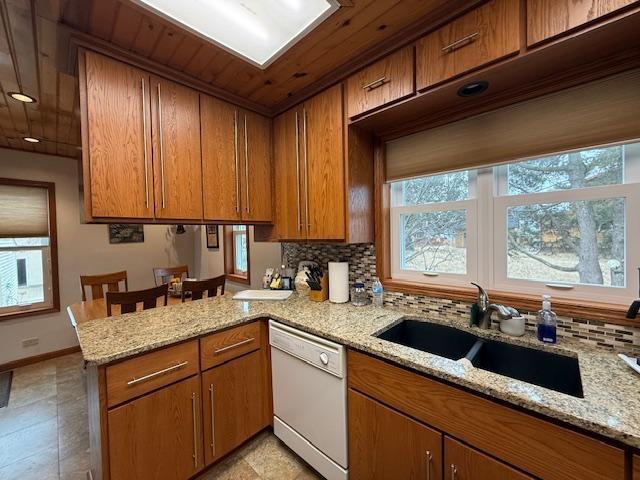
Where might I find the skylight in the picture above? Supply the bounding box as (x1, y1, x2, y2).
(133, 0, 339, 68)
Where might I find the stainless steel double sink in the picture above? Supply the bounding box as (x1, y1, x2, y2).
(376, 319, 584, 398)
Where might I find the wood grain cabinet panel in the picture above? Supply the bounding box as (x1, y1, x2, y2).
(634, 454, 640, 479)
(273, 107, 306, 240)
(346, 46, 415, 118)
(416, 0, 520, 90)
(83, 51, 153, 219)
(150, 76, 203, 220)
(107, 375, 203, 480)
(201, 94, 241, 221)
(527, 0, 640, 46)
(303, 84, 346, 240)
(201, 349, 270, 465)
(200, 321, 262, 370)
(240, 110, 272, 222)
(349, 389, 442, 480)
(445, 437, 533, 480)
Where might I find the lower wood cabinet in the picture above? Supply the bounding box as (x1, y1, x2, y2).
(445, 437, 533, 480)
(349, 389, 442, 480)
(202, 349, 271, 465)
(107, 375, 203, 480)
(634, 454, 640, 479)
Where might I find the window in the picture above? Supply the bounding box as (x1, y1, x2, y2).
(390, 140, 640, 303)
(224, 225, 250, 284)
(0, 179, 58, 317)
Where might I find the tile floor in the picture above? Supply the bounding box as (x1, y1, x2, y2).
(0, 353, 322, 480)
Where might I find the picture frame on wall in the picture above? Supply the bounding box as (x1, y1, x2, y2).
(206, 225, 219, 249)
(108, 224, 144, 244)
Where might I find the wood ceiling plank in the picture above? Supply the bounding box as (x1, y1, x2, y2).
(167, 35, 201, 71)
(88, 0, 117, 40)
(60, 0, 89, 32)
(131, 15, 162, 58)
(110, 2, 142, 49)
(182, 43, 217, 78)
(149, 25, 184, 64)
(56, 71, 74, 145)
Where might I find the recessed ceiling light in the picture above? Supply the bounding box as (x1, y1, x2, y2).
(457, 81, 489, 97)
(8, 92, 37, 103)
(23, 137, 40, 143)
(132, 0, 339, 68)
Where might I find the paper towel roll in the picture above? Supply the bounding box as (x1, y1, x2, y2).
(328, 262, 349, 303)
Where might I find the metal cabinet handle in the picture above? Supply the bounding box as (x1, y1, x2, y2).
(234, 110, 240, 213)
(450, 464, 457, 480)
(295, 111, 301, 231)
(362, 75, 387, 91)
(244, 114, 250, 214)
(157, 82, 166, 209)
(442, 32, 479, 53)
(191, 392, 198, 469)
(302, 108, 310, 233)
(140, 78, 149, 209)
(209, 384, 216, 455)
(426, 451, 432, 480)
(214, 337, 255, 354)
(126, 360, 188, 386)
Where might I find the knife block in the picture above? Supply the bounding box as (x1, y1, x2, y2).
(309, 275, 329, 302)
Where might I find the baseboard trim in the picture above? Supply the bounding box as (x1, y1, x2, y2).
(0, 345, 81, 373)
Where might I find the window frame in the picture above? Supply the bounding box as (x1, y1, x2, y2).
(223, 225, 250, 285)
(0, 178, 59, 321)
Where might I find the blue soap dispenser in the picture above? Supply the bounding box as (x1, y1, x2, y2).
(537, 295, 557, 344)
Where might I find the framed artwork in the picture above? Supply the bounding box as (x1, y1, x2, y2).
(206, 225, 219, 249)
(108, 224, 144, 244)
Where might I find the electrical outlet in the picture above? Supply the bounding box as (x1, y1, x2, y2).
(22, 337, 39, 347)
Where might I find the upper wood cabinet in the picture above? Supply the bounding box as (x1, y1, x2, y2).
(239, 110, 272, 222)
(445, 437, 533, 480)
(82, 51, 154, 220)
(349, 388, 442, 480)
(416, 0, 520, 90)
(527, 0, 640, 46)
(107, 375, 203, 480)
(201, 94, 241, 221)
(150, 76, 203, 220)
(346, 46, 415, 118)
(270, 84, 374, 243)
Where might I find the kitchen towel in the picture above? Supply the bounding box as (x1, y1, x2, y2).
(328, 262, 349, 303)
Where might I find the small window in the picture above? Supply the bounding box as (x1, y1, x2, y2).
(0, 179, 58, 317)
(224, 225, 250, 284)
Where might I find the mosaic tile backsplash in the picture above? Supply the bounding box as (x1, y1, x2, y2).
(282, 242, 640, 356)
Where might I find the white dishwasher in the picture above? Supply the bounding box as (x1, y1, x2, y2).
(269, 320, 348, 480)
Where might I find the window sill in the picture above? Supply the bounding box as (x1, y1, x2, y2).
(382, 279, 636, 327)
(226, 273, 250, 285)
(0, 306, 59, 322)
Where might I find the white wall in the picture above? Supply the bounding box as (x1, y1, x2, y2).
(0, 149, 195, 364)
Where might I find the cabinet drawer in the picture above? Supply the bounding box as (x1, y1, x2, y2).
(200, 321, 262, 370)
(348, 350, 625, 480)
(106, 340, 199, 408)
(446, 437, 533, 480)
(416, 0, 520, 90)
(527, 0, 639, 46)
(346, 46, 414, 118)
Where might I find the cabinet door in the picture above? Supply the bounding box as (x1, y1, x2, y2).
(349, 389, 442, 480)
(445, 437, 533, 480)
(107, 375, 203, 480)
(239, 110, 272, 222)
(303, 84, 345, 240)
(201, 94, 241, 221)
(202, 349, 270, 466)
(151, 76, 203, 220)
(527, 0, 639, 46)
(416, 0, 520, 90)
(635, 454, 640, 480)
(273, 107, 306, 240)
(83, 51, 153, 219)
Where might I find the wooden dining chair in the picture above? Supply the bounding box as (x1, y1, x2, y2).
(182, 275, 226, 302)
(80, 271, 128, 301)
(153, 265, 189, 286)
(106, 284, 169, 316)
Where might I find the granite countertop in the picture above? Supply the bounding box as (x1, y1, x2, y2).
(72, 293, 640, 449)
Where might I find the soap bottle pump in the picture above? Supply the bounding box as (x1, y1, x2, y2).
(536, 295, 557, 344)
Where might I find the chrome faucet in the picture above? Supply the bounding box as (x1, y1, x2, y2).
(471, 283, 519, 329)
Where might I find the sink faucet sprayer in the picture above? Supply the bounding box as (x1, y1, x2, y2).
(470, 283, 519, 329)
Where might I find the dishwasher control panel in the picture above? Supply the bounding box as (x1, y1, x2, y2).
(269, 320, 345, 378)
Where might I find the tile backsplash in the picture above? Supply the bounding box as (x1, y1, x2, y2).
(282, 242, 640, 356)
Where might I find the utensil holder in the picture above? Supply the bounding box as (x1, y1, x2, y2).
(309, 275, 329, 302)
